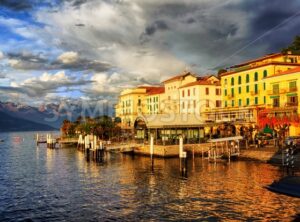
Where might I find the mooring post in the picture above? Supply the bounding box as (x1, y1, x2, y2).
(179, 135, 187, 176)
(150, 134, 154, 170)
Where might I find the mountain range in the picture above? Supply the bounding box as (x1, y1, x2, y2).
(0, 110, 56, 132)
(0, 101, 114, 132)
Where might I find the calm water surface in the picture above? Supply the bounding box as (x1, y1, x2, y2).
(0, 131, 299, 221)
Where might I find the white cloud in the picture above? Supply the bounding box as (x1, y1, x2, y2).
(8, 59, 19, 67)
(57, 51, 79, 64)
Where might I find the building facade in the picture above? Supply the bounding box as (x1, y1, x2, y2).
(203, 53, 300, 125)
(262, 67, 300, 135)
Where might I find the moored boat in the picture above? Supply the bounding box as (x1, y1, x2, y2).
(266, 176, 300, 198)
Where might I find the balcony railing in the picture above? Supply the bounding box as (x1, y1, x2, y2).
(288, 87, 298, 92)
(286, 102, 298, 107)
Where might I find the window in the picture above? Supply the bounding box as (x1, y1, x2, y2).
(273, 84, 279, 94)
(238, 87, 241, 94)
(289, 81, 297, 92)
(224, 79, 227, 86)
(182, 90, 184, 97)
(246, 74, 249, 83)
(254, 72, 258, 81)
(206, 88, 209, 95)
(188, 89, 190, 96)
(231, 100, 235, 107)
(193, 88, 196, 96)
(263, 83, 266, 90)
(246, 85, 249, 93)
(216, 100, 222, 107)
(149, 98, 152, 103)
(225, 101, 228, 107)
(238, 76, 242, 85)
(188, 102, 190, 109)
(216, 88, 221, 95)
(231, 77, 234, 86)
(138, 99, 141, 106)
(238, 99, 242, 106)
(224, 89, 227, 96)
(264, 96, 266, 104)
(246, 98, 250, 105)
(231, 88, 234, 96)
(182, 102, 185, 109)
(206, 99, 210, 108)
(288, 96, 298, 106)
(193, 100, 196, 108)
(263, 70, 267, 78)
(273, 97, 280, 107)
(254, 97, 258, 105)
(254, 84, 258, 94)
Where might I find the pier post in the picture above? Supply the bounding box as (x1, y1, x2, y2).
(150, 134, 154, 170)
(179, 136, 187, 177)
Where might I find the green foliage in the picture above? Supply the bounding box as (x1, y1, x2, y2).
(282, 35, 300, 55)
(61, 115, 120, 140)
(217, 69, 227, 77)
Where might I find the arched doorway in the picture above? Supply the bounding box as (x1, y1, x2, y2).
(134, 116, 148, 142)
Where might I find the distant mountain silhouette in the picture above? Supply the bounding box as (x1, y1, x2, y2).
(0, 101, 114, 128)
(0, 111, 56, 132)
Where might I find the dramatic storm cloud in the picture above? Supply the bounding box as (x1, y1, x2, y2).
(0, 0, 300, 105)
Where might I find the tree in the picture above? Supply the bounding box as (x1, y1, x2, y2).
(282, 35, 300, 55)
(217, 68, 227, 77)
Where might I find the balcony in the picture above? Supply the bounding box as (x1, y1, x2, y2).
(288, 87, 298, 92)
(286, 102, 298, 107)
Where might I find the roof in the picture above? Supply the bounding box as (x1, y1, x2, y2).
(179, 80, 220, 88)
(230, 53, 282, 68)
(147, 87, 165, 95)
(221, 62, 300, 77)
(179, 76, 220, 89)
(264, 66, 300, 79)
(138, 114, 206, 128)
(162, 71, 197, 83)
(137, 86, 162, 92)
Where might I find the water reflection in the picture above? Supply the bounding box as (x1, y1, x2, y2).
(0, 132, 299, 221)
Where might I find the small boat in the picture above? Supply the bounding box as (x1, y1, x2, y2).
(266, 176, 300, 198)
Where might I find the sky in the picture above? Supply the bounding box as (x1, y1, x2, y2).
(0, 0, 300, 106)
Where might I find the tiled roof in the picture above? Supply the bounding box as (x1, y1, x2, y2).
(162, 71, 197, 83)
(179, 79, 220, 88)
(147, 87, 165, 95)
(221, 62, 300, 77)
(230, 53, 282, 68)
(264, 66, 300, 79)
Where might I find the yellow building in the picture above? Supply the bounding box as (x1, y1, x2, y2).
(221, 53, 300, 109)
(204, 53, 300, 124)
(262, 66, 300, 135)
(161, 71, 198, 114)
(146, 87, 165, 114)
(115, 86, 162, 129)
(179, 75, 221, 115)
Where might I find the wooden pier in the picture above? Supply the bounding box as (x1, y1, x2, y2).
(36, 133, 78, 149)
(207, 136, 243, 162)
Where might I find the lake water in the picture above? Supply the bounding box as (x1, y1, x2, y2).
(0, 131, 299, 221)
